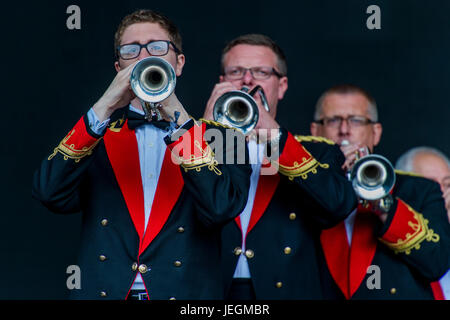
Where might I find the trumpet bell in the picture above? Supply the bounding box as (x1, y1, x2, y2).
(350, 154, 396, 200)
(130, 56, 176, 103)
(213, 90, 259, 135)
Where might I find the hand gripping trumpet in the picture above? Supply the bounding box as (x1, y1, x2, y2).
(342, 140, 396, 213)
(130, 56, 177, 121)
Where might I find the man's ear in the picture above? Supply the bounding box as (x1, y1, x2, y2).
(175, 54, 185, 76)
(372, 122, 383, 147)
(114, 60, 121, 72)
(278, 76, 288, 100)
(310, 122, 319, 136)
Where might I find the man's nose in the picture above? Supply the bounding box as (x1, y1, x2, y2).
(138, 47, 151, 60)
(241, 69, 254, 86)
(338, 118, 350, 135)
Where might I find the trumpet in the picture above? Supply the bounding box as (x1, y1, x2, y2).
(343, 140, 396, 212)
(213, 85, 269, 135)
(130, 56, 177, 120)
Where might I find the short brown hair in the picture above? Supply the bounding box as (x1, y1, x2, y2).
(221, 34, 287, 76)
(114, 9, 182, 58)
(314, 84, 378, 122)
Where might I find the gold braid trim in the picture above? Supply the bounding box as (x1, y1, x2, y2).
(379, 204, 440, 255)
(277, 156, 329, 180)
(394, 170, 424, 179)
(294, 135, 335, 145)
(48, 129, 101, 163)
(177, 140, 222, 176)
(198, 118, 236, 130)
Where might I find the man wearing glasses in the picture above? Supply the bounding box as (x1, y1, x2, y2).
(310, 84, 450, 299)
(33, 9, 251, 300)
(203, 34, 358, 299)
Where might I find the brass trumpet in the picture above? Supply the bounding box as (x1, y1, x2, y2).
(130, 56, 176, 120)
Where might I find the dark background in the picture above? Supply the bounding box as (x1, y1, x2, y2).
(2, 0, 449, 299)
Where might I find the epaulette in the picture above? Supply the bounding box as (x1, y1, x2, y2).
(198, 118, 235, 130)
(294, 135, 335, 145)
(394, 169, 424, 178)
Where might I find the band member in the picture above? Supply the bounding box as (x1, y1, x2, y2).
(32, 9, 251, 300)
(396, 146, 450, 299)
(310, 84, 450, 299)
(203, 34, 358, 299)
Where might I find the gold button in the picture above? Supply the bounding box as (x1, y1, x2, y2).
(284, 247, 292, 255)
(233, 247, 242, 256)
(276, 282, 283, 288)
(390, 288, 396, 294)
(99, 255, 107, 261)
(138, 264, 148, 274)
(177, 226, 185, 233)
(101, 219, 108, 226)
(169, 297, 176, 300)
(174, 260, 182, 267)
(245, 249, 254, 259)
(149, 142, 154, 147)
(148, 174, 153, 179)
(289, 213, 296, 220)
(131, 262, 138, 271)
(100, 291, 107, 297)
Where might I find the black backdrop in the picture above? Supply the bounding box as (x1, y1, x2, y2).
(2, 0, 449, 299)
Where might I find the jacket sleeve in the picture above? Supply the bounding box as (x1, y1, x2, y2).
(273, 129, 357, 228)
(32, 114, 103, 213)
(377, 179, 450, 281)
(164, 119, 251, 227)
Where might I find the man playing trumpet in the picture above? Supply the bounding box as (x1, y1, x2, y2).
(33, 9, 251, 300)
(310, 84, 450, 299)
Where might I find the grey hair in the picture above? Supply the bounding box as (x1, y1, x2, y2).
(313, 84, 378, 122)
(395, 146, 450, 172)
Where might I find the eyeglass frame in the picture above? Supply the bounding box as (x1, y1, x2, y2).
(314, 115, 377, 128)
(116, 40, 182, 60)
(222, 66, 283, 80)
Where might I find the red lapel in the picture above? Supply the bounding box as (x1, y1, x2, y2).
(235, 171, 280, 238)
(104, 120, 145, 240)
(321, 210, 379, 299)
(320, 222, 351, 299)
(140, 147, 183, 255)
(430, 281, 445, 300)
(348, 211, 378, 297)
(104, 121, 184, 256)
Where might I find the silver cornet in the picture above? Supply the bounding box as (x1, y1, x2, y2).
(130, 56, 176, 120)
(213, 86, 269, 135)
(345, 141, 396, 213)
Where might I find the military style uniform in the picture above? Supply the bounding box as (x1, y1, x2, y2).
(320, 171, 450, 299)
(32, 107, 251, 300)
(221, 131, 358, 299)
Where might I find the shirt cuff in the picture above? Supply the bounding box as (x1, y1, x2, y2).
(87, 108, 110, 135)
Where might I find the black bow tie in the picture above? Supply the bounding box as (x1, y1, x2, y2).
(127, 110, 171, 131)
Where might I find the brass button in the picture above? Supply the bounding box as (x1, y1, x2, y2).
(174, 260, 182, 267)
(131, 262, 138, 271)
(390, 288, 396, 294)
(245, 249, 254, 259)
(276, 282, 283, 288)
(177, 226, 185, 233)
(138, 264, 148, 274)
(99, 255, 107, 261)
(284, 247, 292, 255)
(101, 219, 108, 226)
(100, 291, 107, 297)
(169, 297, 176, 300)
(289, 213, 296, 220)
(233, 247, 242, 256)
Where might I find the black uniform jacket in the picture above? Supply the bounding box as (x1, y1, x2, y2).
(221, 131, 358, 299)
(320, 171, 450, 299)
(32, 107, 251, 300)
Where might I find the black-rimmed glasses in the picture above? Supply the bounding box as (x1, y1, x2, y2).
(117, 40, 181, 60)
